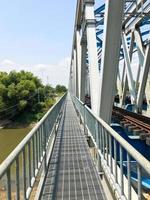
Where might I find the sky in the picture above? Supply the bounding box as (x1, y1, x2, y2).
(0, 0, 147, 88)
(0, 0, 76, 86)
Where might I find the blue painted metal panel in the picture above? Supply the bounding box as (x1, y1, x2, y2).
(111, 124, 150, 190)
(94, 4, 105, 15)
(111, 124, 150, 160)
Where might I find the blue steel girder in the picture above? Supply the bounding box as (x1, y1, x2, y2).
(95, 1, 150, 60)
(96, 19, 104, 26)
(94, 4, 105, 15)
(96, 29, 103, 35)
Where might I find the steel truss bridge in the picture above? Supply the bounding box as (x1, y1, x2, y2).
(0, 0, 150, 200)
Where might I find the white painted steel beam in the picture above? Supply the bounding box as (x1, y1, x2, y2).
(73, 49, 79, 98)
(123, 0, 147, 25)
(84, 0, 100, 115)
(121, 61, 126, 90)
(121, 32, 135, 106)
(80, 40, 87, 102)
(125, 3, 150, 34)
(135, 64, 141, 91)
(69, 66, 73, 94)
(71, 64, 74, 95)
(146, 70, 150, 109)
(137, 44, 150, 112)
(121, 75, 128, 106)
(117, 70, 123, 99)
(134, 28, 145, 66)
(122, 32, 136, 104)
(73, 50, 77, 97)
(99, 0, 124, 123)
(76, 29, 81, 99)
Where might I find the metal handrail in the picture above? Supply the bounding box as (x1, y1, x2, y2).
(73, 96, 150, 200)
(0, 93, 66, 199)
(86, 103, 150, 173)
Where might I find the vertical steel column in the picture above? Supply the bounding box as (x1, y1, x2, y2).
(69, 64, 73, 94)
(72, 50, 77, 97)
(85, 66, 90, 96)
(80, 39, 87, 102)
(137, 44, 150, 112)
(76, 29, 81, 99)
(84, 0, 100, 115)
(74, 49, 79, 97)
(99, 0, 124, 123)
(70, 63, 74, 95)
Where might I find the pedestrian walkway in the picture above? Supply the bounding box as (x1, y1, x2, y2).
(41, 96, 106, 200)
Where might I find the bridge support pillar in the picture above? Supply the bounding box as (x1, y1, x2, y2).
(68, 66, 73, 95)
(72, 49, 78, 97)
(76, 29, 81, 99)
(80, 40, 87, 102)
(99, 0, 124, 123)
(84, 0, 100, 115)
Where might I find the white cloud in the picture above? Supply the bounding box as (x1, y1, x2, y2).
(0, 59, 20, 71)
(0, 57, 70, 87)
(1, 59, 15, 66)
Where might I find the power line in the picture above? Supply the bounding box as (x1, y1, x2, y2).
(0, 108, 18, 119)
(0, 90, 38, 113)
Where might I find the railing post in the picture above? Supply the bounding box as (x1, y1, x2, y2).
(15, 157, 20, 200)
(22, 148, 26, 200)
(137, 164, 142, 200)
(114, 139, 118, 183)
(6, 168, 11, 200)
(28, 142, 31, 188)
(120, 145, 124, 195)
(97, 124, 103, 176)
(109, 134, 113, 174)
(83, 104, 86, 134)
(32, 136, 35, 177)
(35, 132, 38, 169)
(127, 153, 131, 200)
(43, 122, 47, 174)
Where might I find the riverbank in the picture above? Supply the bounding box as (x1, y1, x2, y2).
(4, 121, 36, 129)
(0, 119, 11, 129)
(0, 118, 37, 129)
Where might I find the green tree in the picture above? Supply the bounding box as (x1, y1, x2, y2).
(0, 96, 6, 110)
(55, 85, 67, 94)
(0, 70, 56, 123)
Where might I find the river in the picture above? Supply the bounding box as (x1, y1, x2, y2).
(0, 127, 31, 164)
(0, 127, 35, 198)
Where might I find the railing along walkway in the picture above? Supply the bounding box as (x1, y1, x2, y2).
(41, 96, 106, 200)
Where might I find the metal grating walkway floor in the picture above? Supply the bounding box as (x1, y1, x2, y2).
(41, 96, 106, 200)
